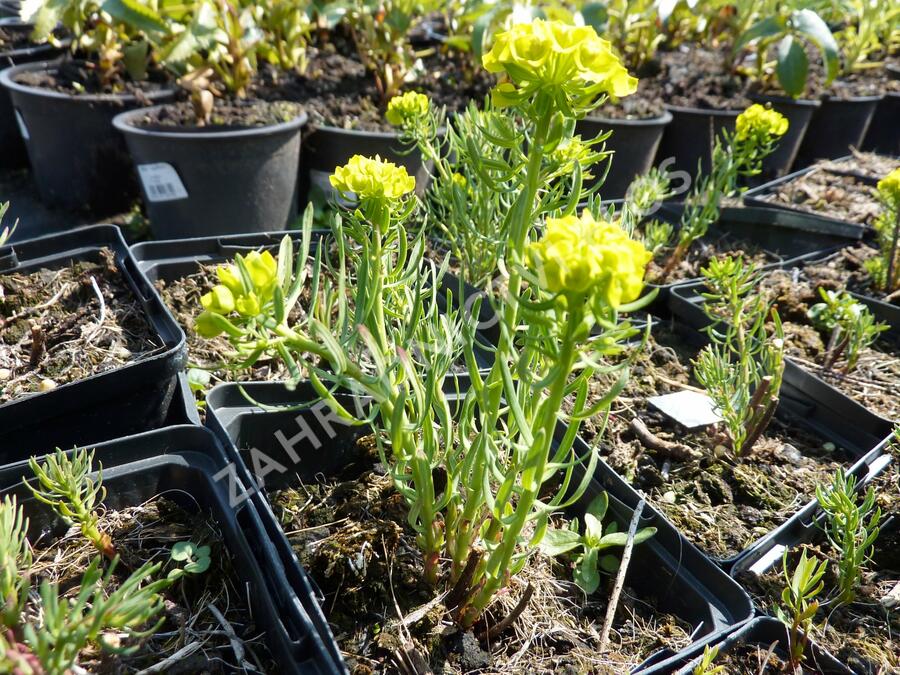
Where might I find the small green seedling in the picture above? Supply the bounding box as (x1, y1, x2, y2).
(540, 492, 656, 594)
(0, 202, 17, 247)
(776, 548, 827, 672)
(168, 541, 212, 581)
(26, 449, 115, 559)
(815, 468, 881, 606)
(0, 496, 31, 629)
(692, 643, 725, 675)
(808, 289, 889, 373)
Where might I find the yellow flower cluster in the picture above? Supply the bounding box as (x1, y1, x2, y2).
(385, 91, 430, 127)
(195, 250, 278, 337)
(330, 154, 416, 202)
(482, 20, 637, 112)
(528, 211, 651, 307)
(877, 167, 900, 207)
(735, 104, 789, 144)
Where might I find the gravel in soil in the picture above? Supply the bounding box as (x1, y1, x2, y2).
(761, 267, 900, 420)
(755, 167, 882, 226)
(646, 237, 775, 284)
(591, 75, 666, 120)
(13, 56, 172, 97)
(577, 325, 849, 561)
(255, 45, 495, 131)
(819, 151, 900, 182)
(737, 458, 900, 675)
(801, 244, 897, 306)
(26, 496, 274, 673)
(129, 99, 303, 130)
(0, 249, 161, 403)
(271, 437, 692, 674)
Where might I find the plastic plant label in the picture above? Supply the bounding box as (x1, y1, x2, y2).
(648, 390, 722, 428)
(14, 110, 29, 140)
(138, 163, 189, 202)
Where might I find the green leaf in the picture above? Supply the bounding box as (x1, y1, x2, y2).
(599, 554, 620, 573)
(102, 0, 167, 35)
(776, 35, 809, 98)
(792, 9, 839, 84)
(735, 16, 785, 51)
(586, 492, 609, 521)
(187, 367, 211, 392)
(575, 549, 600, 594)
(584, 513, 605, 546)
(539, 527, 582, 556)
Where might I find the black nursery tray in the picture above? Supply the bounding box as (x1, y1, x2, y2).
(0, 425, 341, 675)
(742, 158, 888, 230)
(0, 225, 186, 460)
(667, 617, 853, 674)
(204, 376, 754, 674)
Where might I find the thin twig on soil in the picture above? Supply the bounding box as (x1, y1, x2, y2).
(599, 498, 645, 653)
(630, 417, 701, 460)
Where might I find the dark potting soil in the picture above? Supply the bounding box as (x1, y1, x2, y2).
(761, 268, 900, 420)
(577, 325, 849, 560)
(655, 46, 751, 111)
(701, 640, 823, 674)
(130, 99, 303, 130)
(591, 76, 666, 120)
(0, 24, 33, 52)
(0, 249, 161, 403)
(801, 244, 898, 306)
(271, 436, 692, 674)
(28, 496, 275, 673)
(737, 459, 900, 674)
(819, 151, 900, 182)
(757, 168, 882, 226)
(255, 47, 495, 132)
(13, 57, 171, 97)
(646, 237, 774, 284)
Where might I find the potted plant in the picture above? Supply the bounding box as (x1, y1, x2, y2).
(112, 0, 308, 239)
(0, 15, 67, 169)
(0, 0, 175, 215)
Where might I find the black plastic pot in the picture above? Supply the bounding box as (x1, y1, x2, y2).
(743, 159, 882, 229)
(861, 91, 900, 156)
(0, 225, 186, 461)
(575, 110, 672, 199)
(0, 20, 67, 169)
(793, 94, 882, 169)
(204, 375, 755, 674)
(645, 203, 864, 312)
(655, 105, 739, 178)
(0, 0, 19, 17)
(298, 124, 429, 205)
(0, 60, 175, 215)
(747, 93, 821, 181)
(113, 105, 308, 239)
(0, 425, 341, 675)
(668, 617, 853, 674)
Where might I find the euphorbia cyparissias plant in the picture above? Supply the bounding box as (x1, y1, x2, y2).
(866, 168, 900, 296)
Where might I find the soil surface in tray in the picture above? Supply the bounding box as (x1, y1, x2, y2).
(0, 249, 160, 403)
(591, 75, 666, 120)
(702, 638, 833, 674)
(256, 45, 495, 132)
(802, 244, 898, 306)
(27, 496, 274, 673)
(755, 167, 882, 226)
(578, 325, 848, 560)
(761, 268, 900, 420)
(129, 99, 303, 130)
(271, 437, 692, 674)
(13, 57, 172, 97)
(646, 235, 775, 284)
(819, 151, 900, 182)
(738, 459, 900, 675)
(0, 24, 34, 52)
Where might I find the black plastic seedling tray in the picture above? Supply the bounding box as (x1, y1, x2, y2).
(742, 159, 884, 230)
(668, 617, 853, 674)
(0, 225, 186, 460)
(0, 425, 341, 675)
(204, 376, 754, 674)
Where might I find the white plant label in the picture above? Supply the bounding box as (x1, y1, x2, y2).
(138, 163, 189, 202)
(648, 390, 723, 429)
(14, 110, 29, 140)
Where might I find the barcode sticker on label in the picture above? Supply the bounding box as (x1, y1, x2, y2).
(137, 163, 188, 202)
(14, 110, 29, 140)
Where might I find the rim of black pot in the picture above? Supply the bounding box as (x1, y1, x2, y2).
(0, 59, 175, 103)
(663, 103, 742, 117)
(819, 91, 884, 103)
(887, 63, 900, 80)
(113, 102, 309, 140)
(747, 91, 823, 108)
(582, 108, 673, 126)
(305, 120, 447, 141)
